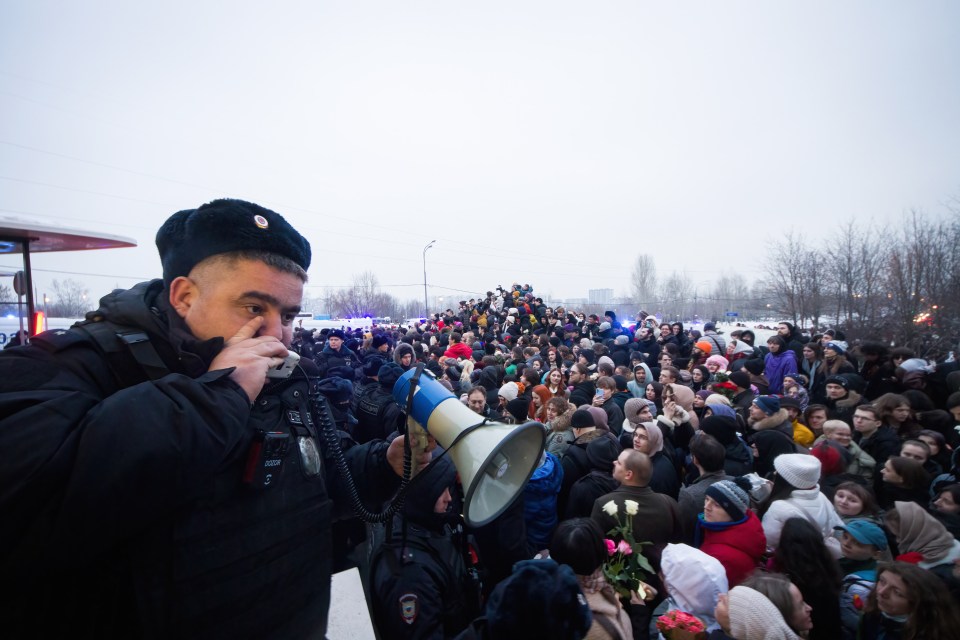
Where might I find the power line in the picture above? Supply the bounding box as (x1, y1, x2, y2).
(0, 175, 177, 208)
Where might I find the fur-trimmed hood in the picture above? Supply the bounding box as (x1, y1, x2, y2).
(748, 408, 791, 432)
(835, 391, 863, 408)
(549, 406, 574, 433)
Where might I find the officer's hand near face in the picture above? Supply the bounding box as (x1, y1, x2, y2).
(209, 316, 288, 403)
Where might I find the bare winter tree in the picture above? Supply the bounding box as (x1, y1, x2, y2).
(0, 283, 16, 315)
(764, 231, 808, 325)
(46, 279, 92, 318)
(798, 248, 827, 331)
(630, 254, 659, 310)
(328, 271, 396, 318)
(704, 273, 751, 321)
(657, 271, 693, 321)
(756, 206, 959, 352)
(824, 220, 888, 333)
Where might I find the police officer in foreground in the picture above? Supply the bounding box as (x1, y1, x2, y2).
(0, 199, 424, 639)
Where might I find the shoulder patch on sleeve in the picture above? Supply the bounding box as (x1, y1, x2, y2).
(399, 593, 418, 625)
(28, 328, 89, 352)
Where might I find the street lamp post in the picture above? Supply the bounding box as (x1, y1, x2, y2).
(422, 240, 436, 319)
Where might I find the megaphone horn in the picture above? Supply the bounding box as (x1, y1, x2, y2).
(393, 368, 545, 527)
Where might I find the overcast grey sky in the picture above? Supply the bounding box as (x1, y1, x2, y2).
(2, 1, 959, 309)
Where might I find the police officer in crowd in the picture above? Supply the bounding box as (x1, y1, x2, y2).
(0, 199, 424, 639)
(370, 456, 481, 639)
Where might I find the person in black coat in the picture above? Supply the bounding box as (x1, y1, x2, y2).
(0, 199, 415, 639)
(353, 361, 404, 444)
(314, 328, 363, 379)
(564, 436, 620, 519)
(566, 363, 596, 407)
(700, 413, 754, 477)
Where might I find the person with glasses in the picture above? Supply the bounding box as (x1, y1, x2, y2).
(852, 404, 901, 476)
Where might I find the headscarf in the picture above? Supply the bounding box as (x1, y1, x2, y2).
(635, 421, 664, 454)
(586, 405, 609, 431)
(889, 501, 956, 563)
(704, 394, 733, 408)
(728, 585, 801, 640)
(666, 383, 699, 428)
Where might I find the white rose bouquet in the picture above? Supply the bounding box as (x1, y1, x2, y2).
(600, 499, 653, 601)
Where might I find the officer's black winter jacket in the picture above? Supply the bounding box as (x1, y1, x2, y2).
(0, 279, 398, 639)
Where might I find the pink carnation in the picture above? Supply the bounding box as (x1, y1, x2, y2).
(604, 538, 617, 555)
(617, 539, 633, 555)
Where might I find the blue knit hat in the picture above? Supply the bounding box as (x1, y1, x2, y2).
(753, 395, 780, 416)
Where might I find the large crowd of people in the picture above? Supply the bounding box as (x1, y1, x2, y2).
(294, 286, 960, 640)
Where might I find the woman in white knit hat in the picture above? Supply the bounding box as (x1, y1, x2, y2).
(758, 453, 843, 557)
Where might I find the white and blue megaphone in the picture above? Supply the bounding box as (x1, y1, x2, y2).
(393, 368, 545, 527)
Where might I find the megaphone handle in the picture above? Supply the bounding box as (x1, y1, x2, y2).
(406, 417, 430, 479)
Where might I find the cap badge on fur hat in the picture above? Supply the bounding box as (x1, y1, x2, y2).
(156, 198, 311, 285)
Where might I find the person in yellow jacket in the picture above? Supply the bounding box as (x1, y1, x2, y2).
(781, 396, 815, 448)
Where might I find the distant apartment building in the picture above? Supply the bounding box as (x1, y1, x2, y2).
(588, 288, 614, 305)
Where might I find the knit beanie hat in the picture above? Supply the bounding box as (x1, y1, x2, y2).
(586, 436, 621, 472)
(824, 341, 845, 355)
(705, 479, 751, 521)
(753, 395, 780, 416)
(506, 397, 530, 423)
(586, 406, 609, 431)
(598, 322, 612, 332)
(498, 382, 519, 403)
(570, 408, 596, 429)
(744, 359, 765, 376)
(825, 375, 850, 390)
(696, 389, 713, 401)
(774, 453, 821, 489)
(699, 415, 738, 446)
(695, 340, 713, 355)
